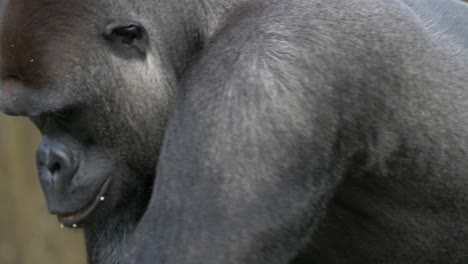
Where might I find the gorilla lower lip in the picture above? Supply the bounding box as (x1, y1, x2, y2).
(58, 178, 111, 227)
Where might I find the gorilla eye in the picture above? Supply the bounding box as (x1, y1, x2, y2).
(103, 20, 149, 56)
(110, 25, 140, 44)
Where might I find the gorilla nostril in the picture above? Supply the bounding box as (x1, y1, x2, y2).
(49, 162, 62, 175)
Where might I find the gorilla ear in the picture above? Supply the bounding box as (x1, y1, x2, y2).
(103, 20, 149, 55)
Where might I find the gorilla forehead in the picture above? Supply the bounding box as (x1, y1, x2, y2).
(0, 0, 109, 83)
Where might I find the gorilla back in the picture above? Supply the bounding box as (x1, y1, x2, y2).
(1, 0, 468, 263)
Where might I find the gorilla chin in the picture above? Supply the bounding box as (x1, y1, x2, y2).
(57, 178, 111, 227)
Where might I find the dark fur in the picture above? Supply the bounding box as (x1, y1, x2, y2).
(1, 0, 468, 263)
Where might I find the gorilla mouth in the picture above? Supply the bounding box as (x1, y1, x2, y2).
(58, 178, 111, 227)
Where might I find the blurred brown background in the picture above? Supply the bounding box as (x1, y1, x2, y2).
(0, 114, 85, 264)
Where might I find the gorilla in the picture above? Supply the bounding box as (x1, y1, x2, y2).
(0, 0, 467, 263)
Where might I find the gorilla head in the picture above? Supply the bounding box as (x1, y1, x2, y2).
(0, 0, 185, 230)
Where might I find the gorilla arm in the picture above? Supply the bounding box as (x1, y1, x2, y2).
(130, 19, 353, 264)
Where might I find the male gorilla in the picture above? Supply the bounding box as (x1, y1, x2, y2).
(1, 0, 468, 263)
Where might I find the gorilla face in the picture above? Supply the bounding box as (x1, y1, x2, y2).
(0, 0, 173, 227)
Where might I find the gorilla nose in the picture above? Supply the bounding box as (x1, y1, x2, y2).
(36, 137, 78, 187)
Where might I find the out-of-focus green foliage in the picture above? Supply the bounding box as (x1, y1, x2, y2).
(0, 114, 85, 264)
